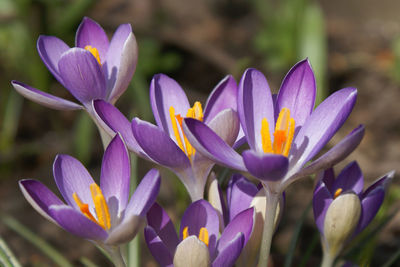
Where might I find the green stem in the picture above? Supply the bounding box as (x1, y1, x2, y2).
(257, 188, 279, 267)
(320, 251, 334, 267)
(127, 152, 139, 267)
(109, 246, 126, 267)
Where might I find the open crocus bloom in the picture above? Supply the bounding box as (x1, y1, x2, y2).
(94, 74, 239, 201)
(313, 161, 394, 259)
(19, 134, 160, 247)
(12, 17, 137, 114)
(183, 59, 364, 193)
(144, 200, 254, 267)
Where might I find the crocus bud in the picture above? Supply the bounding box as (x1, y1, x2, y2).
(173, 236, 211, 267)
(323, 193, 361, 257)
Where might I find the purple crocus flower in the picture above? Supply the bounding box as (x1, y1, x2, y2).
(144, 200, 254, 267)
(12, 17, 137, 114)
(94, 74, 239, 201)
(313, 161, 394, 263)
(19, 134, 160, 250)
(183, 59, 364, 193)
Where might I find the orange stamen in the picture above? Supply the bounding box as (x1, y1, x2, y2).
(198, 227, 209, 246)
(182, 226, 189, 240)
(334, 188, 343, 199)
(84, 45, 101, 65)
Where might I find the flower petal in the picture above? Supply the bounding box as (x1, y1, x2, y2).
(150, 74, 190, 137)
(106, 27, 138, 103)
(144, 226, 174, 267)
(238, 68, 274, 152)
(227, 174, 258, 221)
(53, 154, 95, 209)
(100, 134, 130, 216)
(147, 203, 179, 254)
(58, 48, 106, 105)
(125, 169, 161, 217)
(203, 75, 237, 123)
(180, 200, 220, 257)
(183, 118, 246, 171)
(212, 233, 244, 267)
(334, 162, 364, 195)
(49, 205, 108, 240)
(313, 172, 334, 234)
(206, 108, 240, 147)
(105, 215, 145, 245)
(208, 173, 228, 231)
(19, 179, 64, 225)
(75, 17, 109, 60)
(289, 87, 357, 175)
(242, 150, 289, 182)
(12, 81, 82, 110)
(173, 236, 211, 267)
(276, 59, 316, 130)
(131, 118, 191, 169)
(37, 35, 70, 82)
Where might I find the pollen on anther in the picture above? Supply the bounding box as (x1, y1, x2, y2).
(334, 188, 343, 199)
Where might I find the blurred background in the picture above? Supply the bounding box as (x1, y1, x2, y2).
(0, 0, 400, 266)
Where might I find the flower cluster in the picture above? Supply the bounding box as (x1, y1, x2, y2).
(13, 17, 395, 267)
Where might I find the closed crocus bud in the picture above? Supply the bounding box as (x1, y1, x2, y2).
(323, 192, 361, 258)
(173, 236, 211, 267)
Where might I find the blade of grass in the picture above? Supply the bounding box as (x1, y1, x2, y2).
(0, 236, 22, 267)
(299, 232, 319, 267)
(0, 91, 22, 151)
(73, 112, 94, 164)
(1, 215, 73, 267)
(284, 200, 312, 267)
(79, 257, 98, 267)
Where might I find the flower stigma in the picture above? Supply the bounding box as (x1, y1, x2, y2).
(72, 183, 111, 230)
(182, 226, 209, 246)
(169, 102, 204, 161)
(261, 107, 295, 157)
(84, 45, 102, 65)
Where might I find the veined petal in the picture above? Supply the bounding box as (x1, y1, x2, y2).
(144, 226, 174, 267)
(203, 75, 237, 123)
(107, 29, 138, 103)
(100, 134, 130, 215)
(19, 179, 64, 225)
(131, 118, 191, 169)
(150, 74, 190, 137)
(289, 87, 357, 175)
(334, 161, 364, 195)
(147, 203, 180, 254)
(105, 215, 145, 245)
(53, 154, 95, 209)
(37, 35, 70, 82)
(276, 59, 316, 130)
(49, 205, 108, 241)
(75, 17, 109, 61)
(313, 172, 333, 234)
(242, 150, 288, 182)
(238, 68, 274, 152)
(227, 175, 258, 221)
(212, 233, 244, 267)
(125, 169, 161, 217)
(58, 48, 107, 104)
(183, 118, 246, 171)
(11, 81, 83, 110)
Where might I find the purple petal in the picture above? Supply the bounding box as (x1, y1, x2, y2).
(289, 87, 357, 174)
(183, 118, 246, 171)
(12, 81, 82, 110)
(212, 233, 244, 267)
(292, 125, 364, 181)
(53, 154, 95, 209)
(228, 175, 258, 221)
(180, 200, 220, 256)
(238, 68, 274, 152)
(203, 75, 237, 123)
(208, 173, 228, 230)
(75, 17, 109, 61)
(19, 179, 64, 225)
(363, 171, 394, 196)
(144, 226, 174, 267)
(242, 150, 289, 182)
(37, 36, 70, 82)
(105, 215, 145, 245)
(58, 48, 106, 104)
(147, 203, 179, 254)
(100, 134, 130, 215)
(125, 169, 160, 217)
(313, 173, 333, 234)
(276, 59, 316, 130)
(93, 100, 146, 156)
(131, 118, 191, 169)
(106, 26, 138, 103)
(218, 208, 254, 251)
(150, 74, 190, 137)
(334, 162, 364, 195)
(49, 205, 108, 240)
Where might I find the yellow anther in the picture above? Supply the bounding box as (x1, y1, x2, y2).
(176, 114, 195, 160)
(169, 106, 185, 151)
(334, 188, 343, 199)
(192, 101, 204, 121)
(72, 193, 97, 223)
(90, 183, 111, 230)
(84, 45, 102, 65)
(261, 118, 273, 153)
(182, 226, 189, 240)
(283, 118, 295, 157)
(198, 227, 209, 247)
